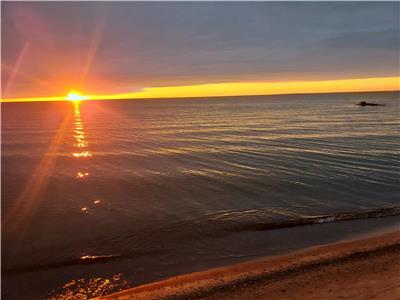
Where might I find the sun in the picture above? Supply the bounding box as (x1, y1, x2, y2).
(66, 91, 89, 101)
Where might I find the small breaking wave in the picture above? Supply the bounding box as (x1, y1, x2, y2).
(2, 254, 121, 275)
(3, 206, 399, 275)
(228, 206, 400, 232)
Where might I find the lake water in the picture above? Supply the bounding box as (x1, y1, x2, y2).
(2, 91, 399, 299)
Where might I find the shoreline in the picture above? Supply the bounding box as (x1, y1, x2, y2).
(98, 230, 400, 300)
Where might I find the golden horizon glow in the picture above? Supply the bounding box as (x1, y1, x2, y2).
(2, 76, 399, 102)
(66, 90, 89, 102)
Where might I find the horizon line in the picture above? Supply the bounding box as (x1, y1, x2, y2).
(2, 76, 399, 103)
(2, 90, 399, 104)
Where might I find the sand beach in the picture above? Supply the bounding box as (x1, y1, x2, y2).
(99, 231, 400, 300)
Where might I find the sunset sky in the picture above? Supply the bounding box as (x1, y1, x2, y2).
(2, 2, 399, 102)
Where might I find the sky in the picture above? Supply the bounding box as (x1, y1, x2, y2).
(2, 2, 399, 101)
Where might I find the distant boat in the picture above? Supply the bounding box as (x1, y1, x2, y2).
(357, 101, 385, 106)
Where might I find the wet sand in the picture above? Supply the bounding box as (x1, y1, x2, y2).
(99, 231, 400, 300)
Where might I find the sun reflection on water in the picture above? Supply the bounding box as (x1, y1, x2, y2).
(76, 171, 89, 178)
(49, 274, 130, 299)
(72, 103, 92, 159)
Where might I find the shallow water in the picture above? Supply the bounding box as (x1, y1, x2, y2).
(2, 91, 399, 298)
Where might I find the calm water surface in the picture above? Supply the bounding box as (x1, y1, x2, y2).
(2, 91, 399, 298)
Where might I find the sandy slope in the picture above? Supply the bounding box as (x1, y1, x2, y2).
(98, 231, 400, 300)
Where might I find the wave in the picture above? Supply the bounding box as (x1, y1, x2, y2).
(2, 255, 120, 275)
(3, 206, 399, 275)
(227, 206, 400, 232)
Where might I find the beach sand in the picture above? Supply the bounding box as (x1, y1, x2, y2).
(99, 231, 400, 300)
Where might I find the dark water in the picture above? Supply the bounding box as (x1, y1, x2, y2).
(2, 91, 399, 299)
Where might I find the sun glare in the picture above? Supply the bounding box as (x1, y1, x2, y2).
(66, 91, 88, 101)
